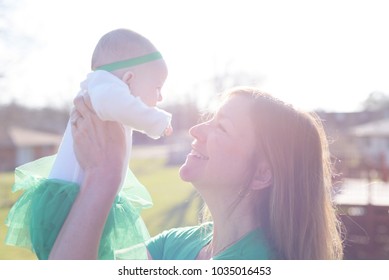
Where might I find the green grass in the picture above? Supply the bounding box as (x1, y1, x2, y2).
(0, 173, 20, 207)
(129, 157, 202, 236)
(0, 172, 37, 259)
(137, 165, 202, 237)
(0, 208, 37, 260)
(0, 157, 201, 260)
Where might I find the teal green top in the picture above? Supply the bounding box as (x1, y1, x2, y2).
(146, 223, 276, 260)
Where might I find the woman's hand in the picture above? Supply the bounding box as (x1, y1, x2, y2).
(70, 93, 126, 189)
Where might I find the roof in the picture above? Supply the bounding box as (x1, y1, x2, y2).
(350, 118, 389, 137)
(0, 126, 62, 147)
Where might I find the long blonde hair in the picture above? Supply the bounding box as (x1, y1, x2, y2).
(227, 87, 343, 259)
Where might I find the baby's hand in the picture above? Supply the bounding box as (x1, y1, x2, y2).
(163, 125, 173, 137)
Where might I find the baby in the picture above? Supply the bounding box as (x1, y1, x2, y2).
(5, 29, 172, 260)
(50, 28, 172, 184)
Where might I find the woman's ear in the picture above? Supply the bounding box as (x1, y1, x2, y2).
(250, 162, 272, 191)
(121, 70, 134, 85)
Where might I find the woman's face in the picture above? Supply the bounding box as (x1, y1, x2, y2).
(179, 94, 257, 192)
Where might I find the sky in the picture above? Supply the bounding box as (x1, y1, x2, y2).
(1, 0, 389, 112)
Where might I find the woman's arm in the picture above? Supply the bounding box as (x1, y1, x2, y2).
(49, 93, 126, 259)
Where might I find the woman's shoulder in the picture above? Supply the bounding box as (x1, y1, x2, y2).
(146, 223, 213, 260)
(159, 222, 213, 239)
(213, 228, 277, 260)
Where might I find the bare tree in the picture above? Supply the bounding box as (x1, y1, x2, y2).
(0, 0, 8, 80)
(210, 60, 264, 93)
(363, 91, 389, 111)
(0, 0, 35, 104)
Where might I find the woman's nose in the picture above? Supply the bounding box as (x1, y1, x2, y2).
(189, 122, 207, 142)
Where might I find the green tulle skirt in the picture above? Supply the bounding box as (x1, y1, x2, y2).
(4, 156, 152, 260)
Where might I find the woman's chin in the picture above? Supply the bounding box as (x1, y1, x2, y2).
(179, 152, 209, 183)
(179, 162, 198, 182)
(178, 164, 191, 182)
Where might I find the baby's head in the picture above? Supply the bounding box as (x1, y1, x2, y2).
(91, 29, 168, 107)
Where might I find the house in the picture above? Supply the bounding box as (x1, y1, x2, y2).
(349, 118, 389, 181)
(0, 126, 61, 171)
(316, 109, 389, 179)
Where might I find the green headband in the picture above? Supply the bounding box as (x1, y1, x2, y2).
(94, 52, 162, 72)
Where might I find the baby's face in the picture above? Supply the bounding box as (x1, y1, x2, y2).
(128, 59, 168, 107)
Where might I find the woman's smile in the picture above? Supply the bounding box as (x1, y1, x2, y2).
(187, 147, 209, 161)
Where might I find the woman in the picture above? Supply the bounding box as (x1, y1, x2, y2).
(49, 87, 343, 260)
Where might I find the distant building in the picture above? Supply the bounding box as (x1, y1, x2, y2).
(349, 119, 389, 181)
(317, 109, 389, 179)
(0, 126, 61, 171)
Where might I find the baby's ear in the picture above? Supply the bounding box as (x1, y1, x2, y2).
(121, 71, 134, 84)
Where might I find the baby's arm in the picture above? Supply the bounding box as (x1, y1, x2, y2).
(85, 71, 172, 139)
